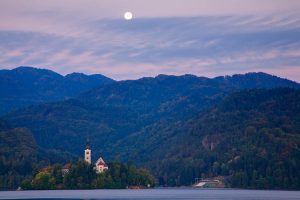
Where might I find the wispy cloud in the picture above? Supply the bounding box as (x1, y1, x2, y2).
(0, 0, 300, 81)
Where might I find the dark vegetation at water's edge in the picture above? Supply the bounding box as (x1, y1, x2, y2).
(0, 120, 75, 190)
(0, 121, 154, 190)
(21, 160, 154, 190)
(1, 67, 300, 190)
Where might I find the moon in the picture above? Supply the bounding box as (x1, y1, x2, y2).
(124, 12, 133, 20)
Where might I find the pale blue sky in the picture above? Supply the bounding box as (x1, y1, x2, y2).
(0, 0, 300, 81)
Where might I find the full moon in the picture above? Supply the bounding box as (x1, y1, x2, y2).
(124, 12, 133, 20)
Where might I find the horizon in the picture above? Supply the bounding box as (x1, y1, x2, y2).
(3, 65, 300, 83)
(0, 0, 300, 82)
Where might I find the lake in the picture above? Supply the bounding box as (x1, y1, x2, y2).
(0, 188, 300, 200)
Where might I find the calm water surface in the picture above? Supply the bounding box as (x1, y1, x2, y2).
(0, 188, 300, 200)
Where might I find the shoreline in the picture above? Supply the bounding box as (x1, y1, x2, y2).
(1, 187, 300, 192)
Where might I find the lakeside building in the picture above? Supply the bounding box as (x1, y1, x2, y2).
(84, 139, 108, 174)
(95, 157, 109, 173)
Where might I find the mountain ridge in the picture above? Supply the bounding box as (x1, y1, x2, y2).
(2, 67, 300, 189)
(3, 70, 299, 156)
(0, 66, 115, 115)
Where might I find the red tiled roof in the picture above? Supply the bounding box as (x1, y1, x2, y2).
(97, 162, 108, 167)
(96, 157, 107, 166)
(63, 163, 72, 169)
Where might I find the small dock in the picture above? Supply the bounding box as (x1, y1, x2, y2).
(193, 178, 225, 188)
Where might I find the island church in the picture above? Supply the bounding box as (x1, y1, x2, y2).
(84, 140, 108, 174)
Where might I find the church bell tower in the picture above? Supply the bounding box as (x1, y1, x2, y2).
(84, 138, 91, 164)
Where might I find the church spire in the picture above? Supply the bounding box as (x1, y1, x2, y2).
(85, 137, 91, 150)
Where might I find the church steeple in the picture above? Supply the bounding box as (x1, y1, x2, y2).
(86, 138, 91, 150)
(84, 138, 91, 164)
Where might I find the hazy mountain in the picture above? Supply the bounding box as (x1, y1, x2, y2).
(0, 66, 114, 115)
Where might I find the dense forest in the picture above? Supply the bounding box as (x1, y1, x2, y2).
(0, 120, 74, 190)
(141, 89, 300, 189)
(1, 68, 300, 190)
(0, 120, 154, 190)
(21, 160, 154, 190)
(4, 72, 298, 158)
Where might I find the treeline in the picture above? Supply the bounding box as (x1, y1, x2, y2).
(21, 160, 155, 190)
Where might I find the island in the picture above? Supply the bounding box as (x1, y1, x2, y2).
(20, 141, 154, 190)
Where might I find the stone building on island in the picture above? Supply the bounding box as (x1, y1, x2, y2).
(84, 139, 108, 174)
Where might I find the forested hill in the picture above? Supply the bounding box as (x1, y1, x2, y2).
(137, 88, 300, 189)
(0, 66, 114, 114)
(0, 120, 74, 190)
(2, 71, 300, 189)
(3, 72, 299, 156)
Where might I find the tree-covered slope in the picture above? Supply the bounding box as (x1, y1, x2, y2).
(0, 66, 114, 115)
(0, 120, 74, 190)
(3, 74, 230, 156)
(3, 72, 298, 158)
(135, 88, 300, 189)
(2, 72, 300, 189)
